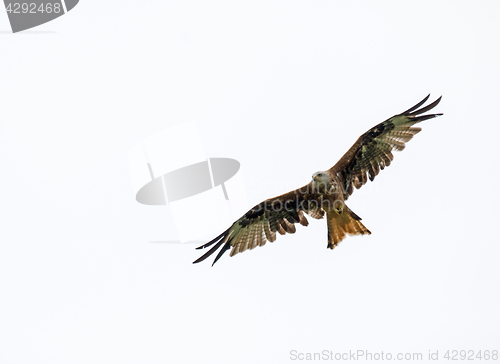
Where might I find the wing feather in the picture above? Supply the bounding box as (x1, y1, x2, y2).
(330, 95, 442, 199)
(193, 187, 313, 265)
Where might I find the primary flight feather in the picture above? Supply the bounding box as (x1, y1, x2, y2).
(194, 95, 443, 266)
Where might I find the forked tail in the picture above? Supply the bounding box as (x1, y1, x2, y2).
(326, 205, 371, 249)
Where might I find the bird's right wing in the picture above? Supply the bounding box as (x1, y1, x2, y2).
(193, 186, 322, 266)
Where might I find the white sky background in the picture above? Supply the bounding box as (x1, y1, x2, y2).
(1, 1, 499, 363)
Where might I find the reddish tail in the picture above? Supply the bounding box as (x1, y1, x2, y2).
(326, 206, 371, 249)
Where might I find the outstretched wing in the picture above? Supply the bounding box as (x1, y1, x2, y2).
(193, 186, 321, 266)
(330, 95, 442, 199)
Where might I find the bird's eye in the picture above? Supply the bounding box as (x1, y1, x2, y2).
(318, 173, 322, 177)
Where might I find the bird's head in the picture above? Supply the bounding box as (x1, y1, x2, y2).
(312, 171, 331, 191)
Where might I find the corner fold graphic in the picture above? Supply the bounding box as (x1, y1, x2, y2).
(64, 0, 78, 11)
(3, 0, 79, 33)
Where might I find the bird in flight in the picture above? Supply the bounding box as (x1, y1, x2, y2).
(194, 95, 442, 266)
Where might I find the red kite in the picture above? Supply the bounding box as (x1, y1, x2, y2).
(194, 95, 442, 265)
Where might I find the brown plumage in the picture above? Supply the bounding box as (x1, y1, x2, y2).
(194, 95, 442, 266)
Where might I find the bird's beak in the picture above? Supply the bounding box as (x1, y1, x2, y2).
(313, 175, 318, 182)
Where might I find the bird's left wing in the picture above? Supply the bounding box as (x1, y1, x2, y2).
(329, 95, 442, 199)
(193, 186, 319, 266)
